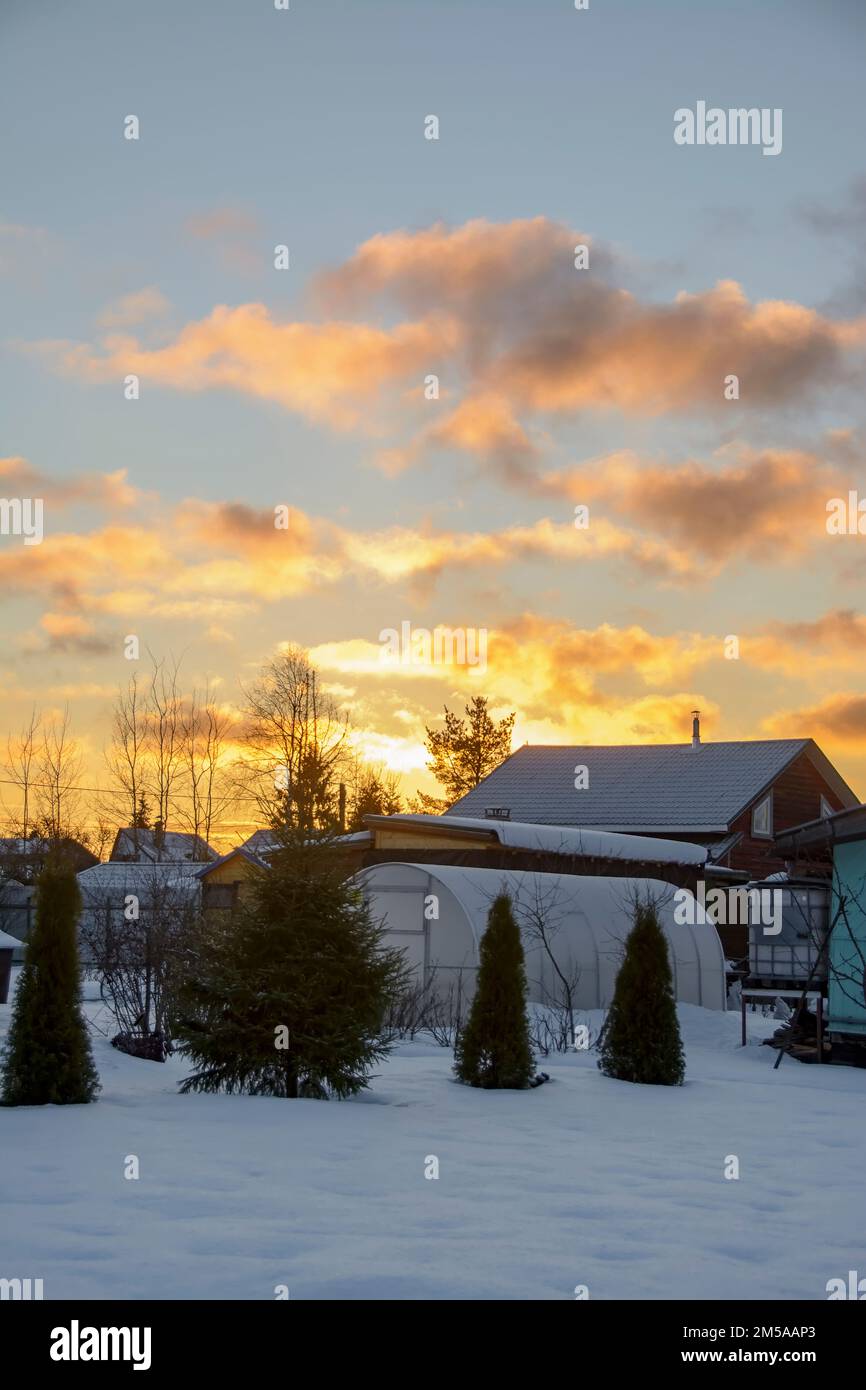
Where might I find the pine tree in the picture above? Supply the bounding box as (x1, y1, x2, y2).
(597, 899, 685, 1086)
(173, 834, 408, 1098)
(423, 697, 515, 804)
(1, 864, 100, 1106)
(454, 893, 534, 1089)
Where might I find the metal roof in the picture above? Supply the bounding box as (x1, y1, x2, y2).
(78, 862, 204, 895)
(110, 829, 217, 863)
(446, 740, 857, 832)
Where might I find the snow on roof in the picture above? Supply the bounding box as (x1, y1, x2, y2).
(78, 862, 204, 896)
(239, 828, 371, 856)
(110, 828, 217, 863)
(0, 927, 21, 950)
(369, 813, 708, 866)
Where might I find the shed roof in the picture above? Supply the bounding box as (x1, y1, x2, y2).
(446, 740, 857, 833)
(197, 847, 270, 878)
(364, 812, 708, 866)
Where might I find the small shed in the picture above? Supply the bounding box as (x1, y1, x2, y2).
(775, 804, 866, 1044)
(197, 847, 269, 917)
(352, 863, 727, 1011)
(0, 927, 20, 1004)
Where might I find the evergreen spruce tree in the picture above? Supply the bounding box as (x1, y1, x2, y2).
(597, 899, 685, 1085)
(173, 834, 408, 1098)
(454, 892, 534, 1089)
(1, 864, 100, 1106)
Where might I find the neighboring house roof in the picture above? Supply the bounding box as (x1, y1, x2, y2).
(197, 847, 270, 879)
(0, 838, 43, 855)
(238, 829, 371, 856)
(364, 813, 708, 867)
(0, 835, 97, 863)
(445, 740, 858, 834)
(0, 927, 21, 951)
(110, 828, 217, 863)
(239, 829, 281, 857)
(78, 861, 204, 897)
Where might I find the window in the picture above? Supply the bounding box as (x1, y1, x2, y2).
(751, 793, 772, 839)
(820, 795, 834, 819)
(202, 882, 238, 911)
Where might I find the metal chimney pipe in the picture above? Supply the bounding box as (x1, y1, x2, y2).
(691, 709, 701, 748)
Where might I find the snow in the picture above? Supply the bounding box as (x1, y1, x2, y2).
(394, 813, 709, 866)
(2, 970, 865, 1301)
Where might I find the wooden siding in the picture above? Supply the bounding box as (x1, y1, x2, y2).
(725, 752, 848, 880)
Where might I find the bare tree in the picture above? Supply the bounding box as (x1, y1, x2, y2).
(382, 966, 469, 1047)
(34, 706, 84, 842)
(80, 869, 197, 1053)
(3, 705, 40, 842)
(821, 867, 866, 1024)
(103, 674, 150, 855)
(513, 875, 583, 1051)
(147, 653, 183, 845)
(178, 684, 233, 852)
(239, 646, 350, 833)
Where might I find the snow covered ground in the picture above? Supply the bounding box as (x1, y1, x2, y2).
(2, 973, 865, 1301)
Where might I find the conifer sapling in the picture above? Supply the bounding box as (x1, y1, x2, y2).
(597, 898, 685, 1086)
(2, 863, 100, 1106)
(454, 892, 534, 1089)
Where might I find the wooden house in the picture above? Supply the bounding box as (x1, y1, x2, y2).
(197, 847, 270, 918)
(443, 716, 857, 880)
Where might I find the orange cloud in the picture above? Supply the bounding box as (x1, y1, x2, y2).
(318, 219, 865, 417)
(764, 693, 866, 750)
(29, 219, 864, 463)
(536, 445, 843, 571)
(0, 458, 146, 510)
(45, 304, 461, 429)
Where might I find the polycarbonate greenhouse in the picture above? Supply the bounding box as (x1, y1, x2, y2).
(353, 863, 727, 1012)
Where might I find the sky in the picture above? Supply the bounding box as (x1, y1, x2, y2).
(1, 0, 866, 840)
